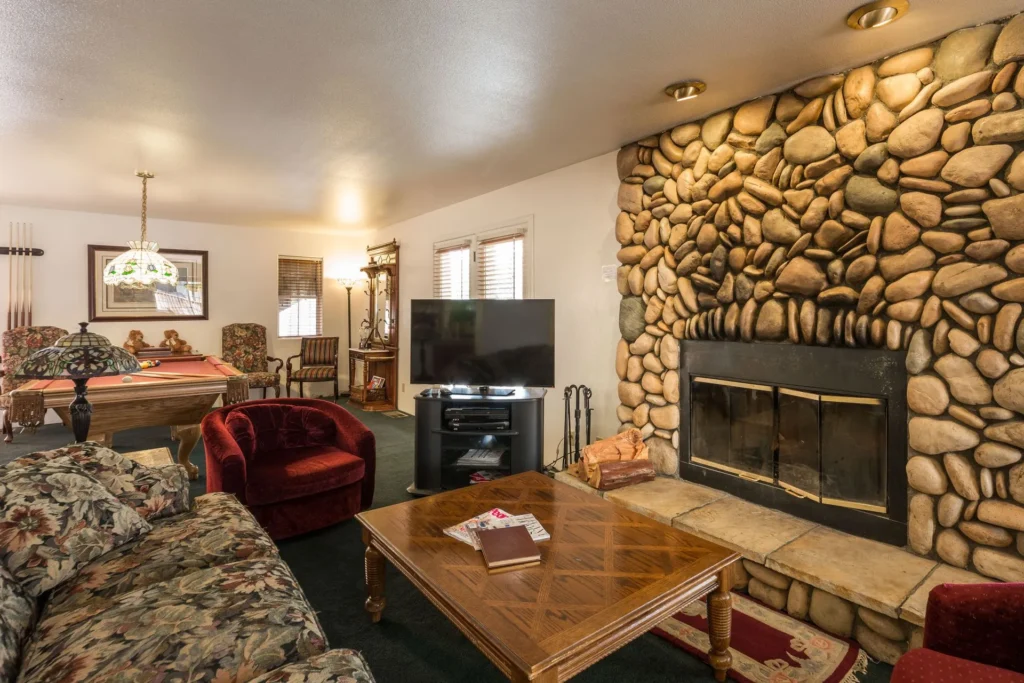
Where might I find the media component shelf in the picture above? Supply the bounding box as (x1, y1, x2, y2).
(411, 388, 545, 495)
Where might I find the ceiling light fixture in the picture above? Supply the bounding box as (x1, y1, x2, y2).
(664, 80, 707, 102)
(847, 0, 909, 30)
(102, 172, 178, 290)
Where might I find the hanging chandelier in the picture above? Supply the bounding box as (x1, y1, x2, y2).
(102, 171, 178, 290)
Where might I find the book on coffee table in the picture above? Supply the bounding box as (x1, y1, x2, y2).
(476, 525, 540, 570)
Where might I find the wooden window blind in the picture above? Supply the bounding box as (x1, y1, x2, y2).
(477, 229, 524, 300)
(278, 256, 323, 337)
(433, 240, 471, 299)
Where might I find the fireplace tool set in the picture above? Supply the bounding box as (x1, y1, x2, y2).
(561, 384, 593, 470)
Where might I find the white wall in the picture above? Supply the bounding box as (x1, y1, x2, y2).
(0, 204, 370, 399)
(373, 151, 621, 463)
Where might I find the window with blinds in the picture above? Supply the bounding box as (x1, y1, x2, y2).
(433, 240, 471, 299)
(477, 231, 524, 299)
(431, 222, 529, 300)
(278, 256, 323, 337)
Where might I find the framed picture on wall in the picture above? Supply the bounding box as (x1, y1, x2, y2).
(88, 245, 209, 321)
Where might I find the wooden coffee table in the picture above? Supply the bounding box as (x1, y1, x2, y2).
(356, 471, 740, 682)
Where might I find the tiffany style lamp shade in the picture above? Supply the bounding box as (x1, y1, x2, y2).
(102, 172, 178, 289)
(15, 322, 141, 442)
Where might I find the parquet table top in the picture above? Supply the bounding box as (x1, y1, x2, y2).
(357, 471, 739, 681)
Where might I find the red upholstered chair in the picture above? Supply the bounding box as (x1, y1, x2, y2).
(201, 398, 375, 540)
(892, 582, 1024, 683)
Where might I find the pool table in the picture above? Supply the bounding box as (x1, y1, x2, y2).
(8, 355, 248, 479)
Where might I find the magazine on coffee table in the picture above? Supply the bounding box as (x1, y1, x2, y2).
(443, 508, 512, 547)
(445, 509, 550, 550)
(474, 514, 550, 542)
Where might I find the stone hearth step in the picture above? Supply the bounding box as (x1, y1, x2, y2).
(898, 564, 992, 627)
(674, 496, 817, 564)
(604, 476, 728, 524)
(766, 527, 935, 618)
(553, 471, 995, 624)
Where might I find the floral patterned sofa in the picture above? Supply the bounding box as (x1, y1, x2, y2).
(0, 443, 374, 683)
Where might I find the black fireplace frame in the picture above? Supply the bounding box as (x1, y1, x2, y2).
(678, 340, 908, 546)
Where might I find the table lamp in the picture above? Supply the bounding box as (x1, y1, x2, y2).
(15, 322, 141, 442)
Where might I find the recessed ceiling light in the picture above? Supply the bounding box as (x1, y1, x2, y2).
(847, 0, 909, 30)
(665, 80, 707, 102)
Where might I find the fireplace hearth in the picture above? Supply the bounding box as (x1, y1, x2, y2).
(679, 341, 907, 545)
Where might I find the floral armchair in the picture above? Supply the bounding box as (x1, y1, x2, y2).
(1, 325, 68, 443)
(221, 323, 284, 398)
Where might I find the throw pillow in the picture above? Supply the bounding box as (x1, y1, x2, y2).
(238, 404, 337, 453)
(0, 456, 152, 596)
(225, 411, 257, 459)
(0, 564, 35, 682)
(7, 443, 190, 522)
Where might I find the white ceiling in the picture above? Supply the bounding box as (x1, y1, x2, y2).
(1, 1, 1021, 231)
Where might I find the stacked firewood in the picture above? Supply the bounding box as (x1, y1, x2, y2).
(575, 428, 656, 490)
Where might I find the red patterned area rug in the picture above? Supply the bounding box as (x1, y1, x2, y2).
(653, 592, 868, 683)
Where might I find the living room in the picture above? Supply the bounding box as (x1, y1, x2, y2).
(3, 1, 1024, 682)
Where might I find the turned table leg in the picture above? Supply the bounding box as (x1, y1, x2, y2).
(174, 424, 201, 480)
(707, 564, 734, 682)
(364, 530, 386, 623)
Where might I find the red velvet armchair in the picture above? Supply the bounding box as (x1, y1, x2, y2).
(201, 398, 375, 540)
(892, 582, 1024, 682)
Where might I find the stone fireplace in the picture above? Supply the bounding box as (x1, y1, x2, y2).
(678, 342, 908, 545)
(613, 12, 1024, 583)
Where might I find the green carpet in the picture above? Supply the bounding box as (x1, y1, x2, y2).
(1, 403, 892, 682)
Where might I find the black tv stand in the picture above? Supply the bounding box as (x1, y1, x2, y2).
(410, 387, 545, 495)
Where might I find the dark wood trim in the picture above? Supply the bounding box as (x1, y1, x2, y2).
(87, 244, 209, 322)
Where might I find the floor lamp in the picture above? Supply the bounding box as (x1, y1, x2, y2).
(338, 278, 359, 397)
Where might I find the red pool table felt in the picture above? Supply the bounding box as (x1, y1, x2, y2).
(21, 356, 238, 391)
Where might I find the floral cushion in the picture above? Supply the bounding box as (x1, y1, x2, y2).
(19, 558, 328, 683)
(0, 456, 152, 597)
(45, 492, 278, 616)
(246, 370, 281, 388)
(249, 649, 376, 682)
(0, 326, 68, 396)
(223, 323, 271, 374)
(0, 564, 36, 682)
(5, 442, 190, 522)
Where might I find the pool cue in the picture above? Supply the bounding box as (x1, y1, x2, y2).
(131, 371, 215, 379)
(25, 224, 32, 326)
(12, 224, 22, 328)
(6, 223, 11, 330)
(16, 224, 26, 327)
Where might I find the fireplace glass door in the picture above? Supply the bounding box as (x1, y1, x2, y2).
(778, 388, 821, 502)
(690, 377, 774, 483)
(820, 395, 886, 513)
(688, 378, 888, 514)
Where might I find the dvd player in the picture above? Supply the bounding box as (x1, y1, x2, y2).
(444, 406, 509, 420)
(447, 419, 510, 431)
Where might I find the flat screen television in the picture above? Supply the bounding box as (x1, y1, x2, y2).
(410, 299, 555, 388)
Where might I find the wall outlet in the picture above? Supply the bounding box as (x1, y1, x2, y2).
(601, 264, 617, 282)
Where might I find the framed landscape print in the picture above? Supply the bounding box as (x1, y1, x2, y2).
(88, 245, 209, 321)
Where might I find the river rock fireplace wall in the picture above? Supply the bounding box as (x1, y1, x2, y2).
(612, 12, 1024, 581)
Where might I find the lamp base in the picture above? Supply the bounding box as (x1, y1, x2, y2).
(69, 378, 92, 443)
